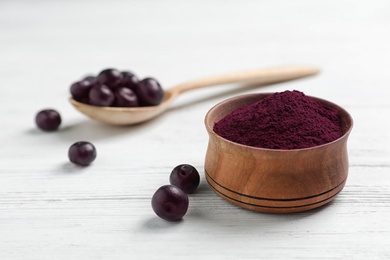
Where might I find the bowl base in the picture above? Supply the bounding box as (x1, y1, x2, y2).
(205, 170, 347, 214)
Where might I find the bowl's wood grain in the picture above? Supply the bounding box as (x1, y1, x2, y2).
(204, 93, 353, 213)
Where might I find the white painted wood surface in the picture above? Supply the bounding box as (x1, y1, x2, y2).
(1, 0, 389, 259)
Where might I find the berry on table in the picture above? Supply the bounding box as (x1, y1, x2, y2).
(151, 185, 189, 221)
(169, 164, 200, 194)
(68, 141, 97, 166)
(35, 109, 61, 131)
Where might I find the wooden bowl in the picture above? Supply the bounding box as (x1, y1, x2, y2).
(204, 93, 353, 213)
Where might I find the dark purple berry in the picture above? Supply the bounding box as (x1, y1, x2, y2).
(169, 164, 200, 194)
(83, 75, 97, 83)
(151, 185, 189, 221)
(120, 71, 139, 90)
(89, 84, 115, 106)
(136, 78, 164, 106)
(70, 80, 94, 102)
(121, 71, 134, 77)
(68, 141, 97, 166)
(114, 87, 139, 107)
(97, 68, 123, 88)
(35, 109, 61, 131)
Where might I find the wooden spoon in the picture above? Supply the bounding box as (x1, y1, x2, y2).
(70, 66, 319, 125)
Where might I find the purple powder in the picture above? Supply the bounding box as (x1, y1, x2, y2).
(213, 90, 343, 149)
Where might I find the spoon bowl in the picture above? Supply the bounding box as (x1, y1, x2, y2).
(70, 66, 319, 125)
(70, 90, 178, 125)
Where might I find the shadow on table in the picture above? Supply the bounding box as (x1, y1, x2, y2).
(139, 201, 334, 235)
(141, 216, 186, 230)
(55, 162, 91, 174)
(138, 177, 335, 233)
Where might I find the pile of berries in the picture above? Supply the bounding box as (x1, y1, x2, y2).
(70, 68, 164, 107)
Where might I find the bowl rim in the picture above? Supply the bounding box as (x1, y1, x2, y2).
(205, 92, 354, 152)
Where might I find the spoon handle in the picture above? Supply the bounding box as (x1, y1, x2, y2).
(169, 66, 319, 95)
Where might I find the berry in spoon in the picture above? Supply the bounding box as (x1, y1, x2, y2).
(88, 84, 115, 106)
(114, 87, 139, 107)
(97, 68, 123, 88)
(120, 71, 139, 90)
(70, 80, 94, 102)
(136, 77, 164, 106)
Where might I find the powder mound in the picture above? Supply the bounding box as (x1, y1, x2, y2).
(213, 90, 343, 149)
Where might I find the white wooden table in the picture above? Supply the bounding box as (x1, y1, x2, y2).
(1, 0, 389, 259)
